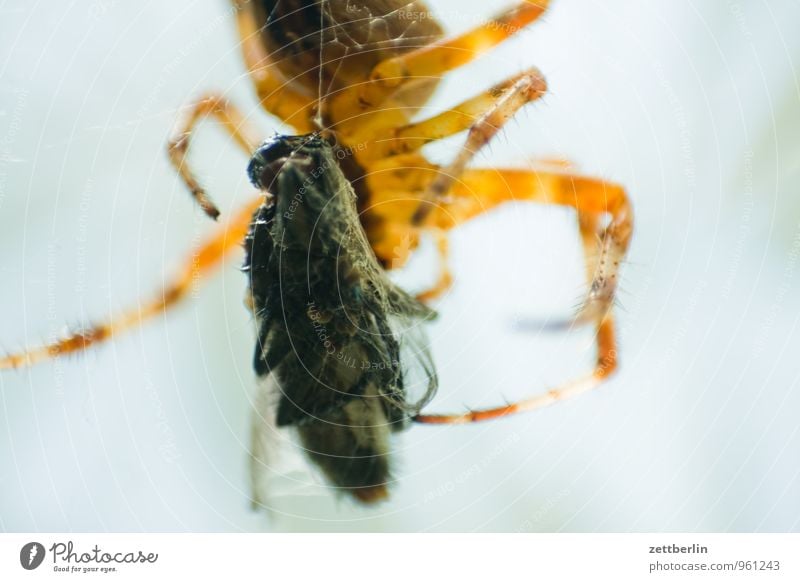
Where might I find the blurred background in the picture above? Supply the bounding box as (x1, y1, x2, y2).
(1, 0, 799, 532)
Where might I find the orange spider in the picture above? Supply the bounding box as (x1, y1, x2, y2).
(1, 0, 632, 499)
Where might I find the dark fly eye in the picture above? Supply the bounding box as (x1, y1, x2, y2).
(247, 134, 325, 191)
(246, 152, 276, 191)
(247, 136, 294, 191)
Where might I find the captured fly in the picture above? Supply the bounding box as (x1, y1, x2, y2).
(243, 134, 437, 503)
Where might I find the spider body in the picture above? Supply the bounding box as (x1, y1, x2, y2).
(252, 0, 444, 106)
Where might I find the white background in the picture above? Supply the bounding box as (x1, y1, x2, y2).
(1, 0, 799, 532)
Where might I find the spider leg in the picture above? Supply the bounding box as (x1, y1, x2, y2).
(0, 197, 263, 370)
(410, 69, 547, 225)
(414, 318, 617, 424)
(354, 67, 547, 265)
(415, 229, 453, 303)
(177, 3, 322, 218)
(230, 0, 316, 133)
(355, 69, 547, 159)
(167, 94, 264, 220)
(369, 166, 631, 315)
(363, 166, 632, 424)
(450, 168, 632, 325)
(329, 0, 549, 126)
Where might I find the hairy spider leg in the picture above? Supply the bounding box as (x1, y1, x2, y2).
(0, 197, 263, 370)
(167, 93, 264, 219)
(166, 93, 455, 303)
(345, 68, 545, 301)
(359, 164, 632, 423)
(413, 229, 453, 303)
(352, 68, 547, 159)
(414, 318, 617, 424)
(384, 69, 548, 225)
(327, 0, 550, 130)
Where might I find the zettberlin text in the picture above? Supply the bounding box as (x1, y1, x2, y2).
(649, 544, 708, 554)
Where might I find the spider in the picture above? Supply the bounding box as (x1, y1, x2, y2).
(1, 0, 632, 502)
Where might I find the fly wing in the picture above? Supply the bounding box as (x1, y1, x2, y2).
(381, 311, 438, 417)
(249, 374, 329, 508)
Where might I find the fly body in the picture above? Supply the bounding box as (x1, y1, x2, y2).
(243, 134, 437, 502)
